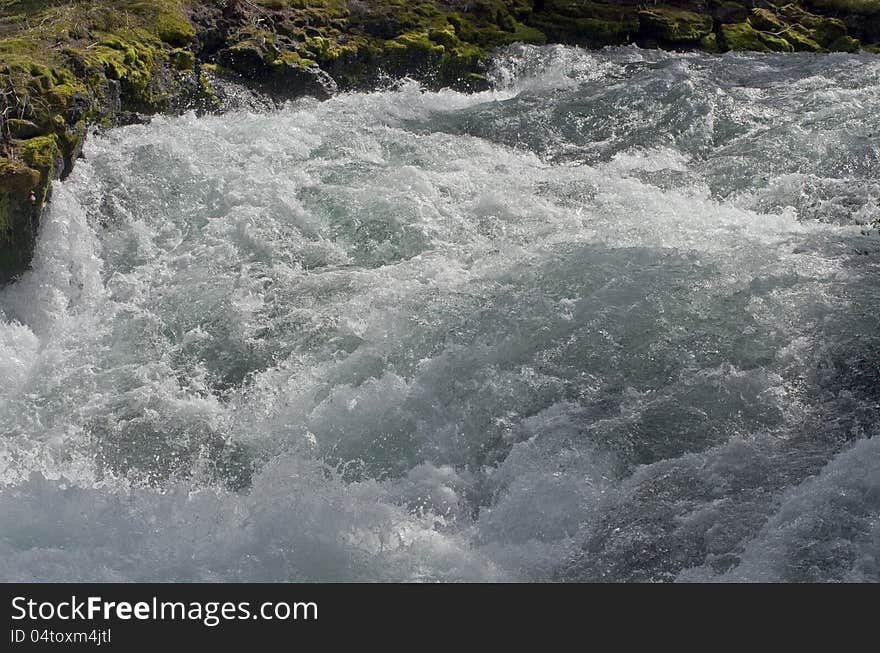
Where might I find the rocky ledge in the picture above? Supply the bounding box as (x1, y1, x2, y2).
(1, 0, 878, 284)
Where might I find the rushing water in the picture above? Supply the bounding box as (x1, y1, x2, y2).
(1, 45, 879, 582)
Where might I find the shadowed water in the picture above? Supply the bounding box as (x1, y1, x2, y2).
(1, 45, 879, 581)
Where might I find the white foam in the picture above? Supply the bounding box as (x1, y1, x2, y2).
(1, 45, 877, 581)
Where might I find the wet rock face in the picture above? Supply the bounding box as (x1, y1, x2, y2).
(273, 62, 339, 100)
(217, 40, 269, 76)
(0, 159, 40, 286)
(215, 32, 340, 100)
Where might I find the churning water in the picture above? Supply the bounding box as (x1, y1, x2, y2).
(1, 45, 879, 582)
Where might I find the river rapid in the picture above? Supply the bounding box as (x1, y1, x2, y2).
(1, 45, 879, 582)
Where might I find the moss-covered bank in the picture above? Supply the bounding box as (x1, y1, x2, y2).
(0, 0, 213, 284)
(1, 0, 877, 284)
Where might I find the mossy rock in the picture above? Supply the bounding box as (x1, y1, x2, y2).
(700, 32, 721, 51)
(749, 8, 786, 32)
(428, 25, 459, 49)
(446, 11, 545, 48)
(0, 1, 263, 282)
(217, 38, 271, 74)
(826, 34, 861, 49)
(0, 157, 41, 283)
(0, 60, 89, 132)
(777, 3, 862, 46)
(4, 118, 43, 139)
(381, 30, 446, 74)
(17, 134, 63, 199)
(784, 24, 825, 50)
(386, 30, 446, 57)
(268, 59, 337, 99)
(720, 21, 795, 51)
(720, 22, 769, 50)
(638, 6, 713, 43)
(0, 157, 39, 234)
(757, 29, 796, 51)
(169, 48, 195, 71)
(779, 3, 815, 23)
(18, 134, 60, 171)
(155, 9, 196, 47)
(526, 2, 639, 46)
(504, 21, 548, 45)
(810, 16, 849, 45)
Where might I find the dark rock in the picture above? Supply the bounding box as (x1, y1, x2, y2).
(639, 6, 714, 42)
(5, 119, 43, 140)
(217, 42, 269, 75)
(709, 1, 751, 23)
(268, 61, 338, 101)
(65, 93, 91, 123)
(197, 26, 227, 55)
(749, 7, 786, 30)
(850, 13, 880, 42)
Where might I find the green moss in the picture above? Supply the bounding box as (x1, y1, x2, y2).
(198, 71, 221, 110)
(507, 21, 548, 45)
(721, 22, 770, 51)
(759, 29, 796, 51)
(527, 5, 639, 46)
(299, 31, 372, 65)
(18, 134, 60, 175)
(169, 48, 195, 71)
(784, 24, 825, 50)
(428, 25, 459, 49)
(380, 29, 446, 74)
(720, 21, 795, 51)
(155, 8, 196, 47)
(81, 34, 160, 109)
(1, 57, 89, 131)
(638, 6, 713, 43)
(810, 16, 849, 44)
(386, 30, 446, 55)
(700, 32, 720, 52)
(278, 51, 316, 68)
